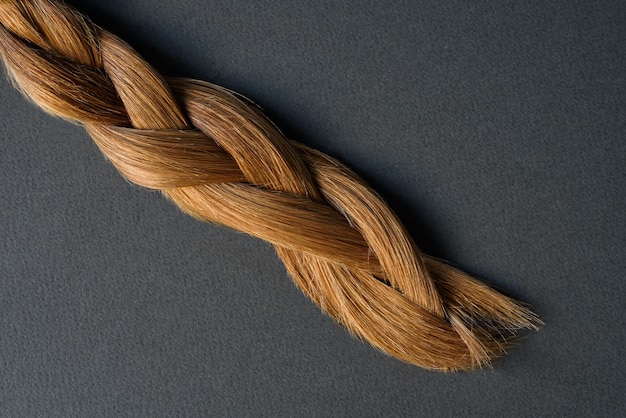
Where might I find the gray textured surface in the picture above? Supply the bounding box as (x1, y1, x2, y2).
(0, 0, 624, 416)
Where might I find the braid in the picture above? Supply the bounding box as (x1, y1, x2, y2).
(0, 0, 540, 371)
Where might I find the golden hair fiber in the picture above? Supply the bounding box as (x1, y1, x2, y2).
(0, 0, 540, 371)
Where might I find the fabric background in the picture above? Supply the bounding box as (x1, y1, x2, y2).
(0, 0, 624, 416)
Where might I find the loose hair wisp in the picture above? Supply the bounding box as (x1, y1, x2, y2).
(0, 0, 540, 371)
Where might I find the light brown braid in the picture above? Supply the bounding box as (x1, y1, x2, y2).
(0, 0, 540, 371)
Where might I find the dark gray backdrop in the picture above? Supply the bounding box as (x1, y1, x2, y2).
(1, 0, 624, 416)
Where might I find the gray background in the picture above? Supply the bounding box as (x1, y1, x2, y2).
(1, 0, 624, 416)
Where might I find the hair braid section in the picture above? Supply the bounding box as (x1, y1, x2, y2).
(0, 0, 541, 371)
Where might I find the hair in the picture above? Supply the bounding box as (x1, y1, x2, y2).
(0, 0, 540, 371)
